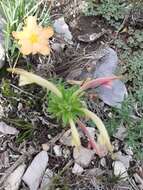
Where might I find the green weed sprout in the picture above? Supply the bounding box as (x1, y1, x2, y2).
(7, 68, 118, 156)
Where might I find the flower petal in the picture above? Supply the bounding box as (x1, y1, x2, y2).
(12, 16, 54, 56)
(20, 40, 33, 55)
(35, 44, 51, 55)
(25, 16, 38, 31)
(42, 27, 54, 39)
(69, 118, 81, 148)
(12, 31, 28, 40)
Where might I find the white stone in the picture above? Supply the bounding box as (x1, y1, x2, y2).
(60, 129, 72, 146)
(114, 125, 127, 140)
(86, 127, 95, 139)
(114, 151, 132, 169)
(73, 146, 95, 168)
(0, 121, 19, 135)
(53, 17, 73, 44)
(72, 163, 84, 174)
(100, 158, 106, 168)
(123, 145, 134, 156)
(53, 145, 62, 157)
(22, 151, 49, 190)
(113, 161, 128, 180)
(62, 148, 70, 159)
(42, 143, 50, 151)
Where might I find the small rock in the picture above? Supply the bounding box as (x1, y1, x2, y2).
(100, 158, 106, 168)
(114, 151, 132, 169)
(53, 145, 62, 157)
(60, 129, 72, 146)
(113, 161, 128, 180)
(47, 134, 52, 139)
(86, 168, 105, 177)
(73, 146, 95, 168)
(94, 47, 127, 107)
(97, 79, 127, 108)
(40, 168, 53, 190)
(22, 151, 49, 190)
(86, 127, 95, 139)
(51, 42, 65, 53)
(72, 163, 84, 174)
(53, 17, 73, 44)
(4, 164, 26, 190)
(17, 103, 23, 111)
(0, 121, 19, 135)
(62, 148, 70, 159)
(42, 143, 50, 151)
(94, 48, 118, 78)
(0, 43, 5, 69)
(123, 145, 134, 156)
(114, 125, 127, 140)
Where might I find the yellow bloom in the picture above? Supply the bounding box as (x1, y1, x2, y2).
(12, 16, 54, 55)
(69, 118, 81, 149)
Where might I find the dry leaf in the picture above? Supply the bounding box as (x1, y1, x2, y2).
(0, 121, 19, 135)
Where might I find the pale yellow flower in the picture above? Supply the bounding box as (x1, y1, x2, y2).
(12, 16, 54, 55)
(69, 118, 81, 149)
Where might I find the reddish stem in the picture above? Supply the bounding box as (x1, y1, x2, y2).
(77, 119, 101, 156)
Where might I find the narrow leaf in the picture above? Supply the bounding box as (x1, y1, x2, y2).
(80, 76, 120, 91)
(73, 76, 120, 97)
(7, 68, 62, 97)
(81, 108, 113, 153)
(69, 118, 81, 148)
